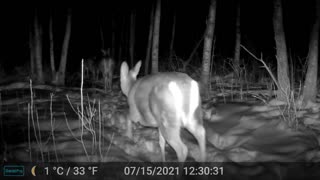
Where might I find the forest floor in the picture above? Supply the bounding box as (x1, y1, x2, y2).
(1, 79, 320, 179)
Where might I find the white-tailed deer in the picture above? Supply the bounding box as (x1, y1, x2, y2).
(84, 58, 97, 80)
(99, 56, 115, 91)
(120, 60, 206, 162)
(84, 49, 115, 91)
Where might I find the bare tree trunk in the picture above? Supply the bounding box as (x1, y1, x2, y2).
(273, 0, 290, 101)
(129, 10, 136, 67)
(49, 13, 56, 79)
(53, 9, 72, 86)
(169, 13, 176, 61)
(233, 0, 241, 77)
(124, 17, 129, 65)
(111, 13, 116, 58)
(100, 20, 105, 50)
(118, 16, 124, 63)
(201, 0, 216, 96)
(29, 24, 35, 79)
(119, 15, 129, 65)
(33, 10, 44, 83)
(144, 4, 155, 75)
(303, 1, 320, 103)
(151, 0, 161, 73)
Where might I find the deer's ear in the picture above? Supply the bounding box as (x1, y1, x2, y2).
(132, 60, 142, 77)
(121, 61, 129, 75)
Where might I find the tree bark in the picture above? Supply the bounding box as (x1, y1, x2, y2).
(273, 0, 291, 101)
(99, 17, 105, 50)
(233, 0, 241, 77)
(302, 1, 320, 102)
(129, 10, 136, 67)
(33, 9, 44, 84)
(151, 0, 161, 73)
(169, 13, 176, 61)
(29, 24, 35, 79)
(111, 13, 116, 58)
(49, 13, 56, 79)
(119, 15, 129, 65)
(53, 9, 72, 85)
(118, 16, 125, 63)
(144, 4, 155, 75)
(201, 0, 217, 97)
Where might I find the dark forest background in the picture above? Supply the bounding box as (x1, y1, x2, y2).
(0, 1, 316, 73)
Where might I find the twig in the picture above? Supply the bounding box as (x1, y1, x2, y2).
(240, 44, 280, 90)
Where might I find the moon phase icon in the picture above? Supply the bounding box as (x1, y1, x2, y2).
(31, 166, 37, 176)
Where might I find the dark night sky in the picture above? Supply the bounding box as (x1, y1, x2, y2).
(0, 0, 317, 73)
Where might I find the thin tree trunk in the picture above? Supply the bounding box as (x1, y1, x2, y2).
(33, 9, 44, 83)
(145, 4, 155, 75)
(151, 0, 161, 73)
(53, 9, 72, 85)
(111, 13, 116, 58)
(29, 24, 35, 79)
(201, 0, 217, 97)
(273, 0, 290, 101)
(124, 16, 129, 65)
(100, 20, 105, 50)
(303, 1, 320, 102)
(49, 13, 56, 79)
(234, 0, 241, 77)
(129, 10, 136, 67)
(118, 16, 124, 63)
(169, 13, 176, 61)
